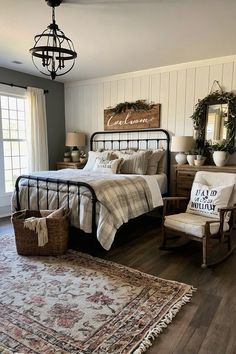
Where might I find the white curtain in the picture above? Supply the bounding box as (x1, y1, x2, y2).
(26, 87, 49, 172)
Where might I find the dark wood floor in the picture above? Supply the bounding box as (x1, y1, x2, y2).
(1, 215, 236, 354)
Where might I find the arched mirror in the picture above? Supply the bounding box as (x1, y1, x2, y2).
(191, 88, 236, 150)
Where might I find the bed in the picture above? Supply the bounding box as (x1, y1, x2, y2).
(12, 129, 170, 250)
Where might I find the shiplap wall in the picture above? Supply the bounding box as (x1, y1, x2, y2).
(65, 55, 236, 145)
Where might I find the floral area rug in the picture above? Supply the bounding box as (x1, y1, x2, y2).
(0, 236, 194, 354)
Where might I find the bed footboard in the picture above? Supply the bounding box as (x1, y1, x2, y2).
(14, 175, 98, 236)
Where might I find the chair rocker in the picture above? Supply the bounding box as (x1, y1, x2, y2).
(161, 171, 236, 268)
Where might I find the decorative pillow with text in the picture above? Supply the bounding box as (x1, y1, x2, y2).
(186, 182, 234, 219)
(92, 157, 123, 174)
(83, 151, 116, 171)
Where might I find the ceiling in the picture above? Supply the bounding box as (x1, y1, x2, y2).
(1, 0, 236, 83)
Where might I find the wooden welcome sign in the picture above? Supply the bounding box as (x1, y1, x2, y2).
(104, 100, 161, 131)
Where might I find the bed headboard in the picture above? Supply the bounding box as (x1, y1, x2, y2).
(90, 129, 170, 194)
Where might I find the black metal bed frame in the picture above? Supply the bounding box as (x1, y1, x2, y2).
(15, 176, 98, 235)
(15, 128, 170, 237)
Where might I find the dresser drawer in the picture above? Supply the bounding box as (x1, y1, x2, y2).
(176, 171, 196, 197)
(177, 171, 195, 186)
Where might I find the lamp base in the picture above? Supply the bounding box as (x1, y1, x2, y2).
(71, 150, 80, 162)
(175, 152, 187, 165)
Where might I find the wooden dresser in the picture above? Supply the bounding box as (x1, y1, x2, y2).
(175, 165, 236, 197)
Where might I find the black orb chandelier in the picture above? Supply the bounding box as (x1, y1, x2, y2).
(30, 0, 77, 80)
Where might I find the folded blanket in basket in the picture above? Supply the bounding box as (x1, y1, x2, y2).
(23, 208, 64, 247)
(24, 217, 48, 246)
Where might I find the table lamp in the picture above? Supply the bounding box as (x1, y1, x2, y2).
(66, 132, 85, 162)
(171, 136, 194, 165)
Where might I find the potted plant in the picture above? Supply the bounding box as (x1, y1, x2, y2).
(186, 149, 197, 166)
(186, 144, 209, 166)
(209, 140, 236, 167)
(192, 146, 207, 166)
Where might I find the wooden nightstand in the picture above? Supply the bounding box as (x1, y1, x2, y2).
(175, 164, 236, 197)
(56, 161, 86, 170)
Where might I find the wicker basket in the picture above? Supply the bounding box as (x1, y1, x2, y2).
(12, 209, 70, 256)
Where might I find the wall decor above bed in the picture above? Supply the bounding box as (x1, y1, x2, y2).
(104, 100, 161, 130)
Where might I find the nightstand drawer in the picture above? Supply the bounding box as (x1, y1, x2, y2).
(56, 162, 85, 170)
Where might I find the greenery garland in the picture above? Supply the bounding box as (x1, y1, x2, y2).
(191, 90, 236, 151)
(108, 100, 154, 114)
(210, 139, 236, 154)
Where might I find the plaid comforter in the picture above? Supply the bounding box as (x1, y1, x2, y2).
(12, 170, 163, 250)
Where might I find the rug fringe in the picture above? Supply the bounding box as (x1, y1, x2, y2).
(132, 287, 196, 354)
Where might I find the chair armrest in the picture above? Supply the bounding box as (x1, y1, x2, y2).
(218, 205, 236, 212)
(205, 205, 236, 239)
(163, 197, 189, 202)
(205, 219, 222, 238)
(163, 197, 188, 217)
(204, 206, 236, 227)
(219, 205, 236, 229)
(205, 220, 221, 225)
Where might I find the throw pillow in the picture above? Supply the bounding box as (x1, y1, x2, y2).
(116, 150, 152, 174)
(186, 182, 234, 219)
(146, 149, 165, 175)
(156, 150, 166, 174)
(83, 151, 113, 171)
(92, 157, 123, 174)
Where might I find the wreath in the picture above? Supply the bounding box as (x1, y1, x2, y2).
(191, 90, 236, 149)
(108, 100, 154, 114)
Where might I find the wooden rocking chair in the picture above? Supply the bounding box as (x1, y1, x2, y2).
(161, 171, 236, 268)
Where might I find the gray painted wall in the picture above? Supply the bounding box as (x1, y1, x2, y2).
(0, 67, 65, 169)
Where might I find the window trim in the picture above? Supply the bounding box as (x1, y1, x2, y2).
(0, 86, 27, 206)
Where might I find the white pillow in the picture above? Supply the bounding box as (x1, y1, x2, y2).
(83, 151, 113, 171)
(116, 150, 151, 174)
(92, 157, 123, 174)
(146, 149, 165, 175)
(186, 182, 234, 219)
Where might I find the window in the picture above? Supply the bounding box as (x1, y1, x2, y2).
(0, 92, 28, 193)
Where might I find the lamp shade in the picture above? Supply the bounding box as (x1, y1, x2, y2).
(171, 136, 194, 152)
(66, 132, 85, 147)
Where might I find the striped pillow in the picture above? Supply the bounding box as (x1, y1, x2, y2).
(146, 149, 165, 175)
(117, 150, 151, 174)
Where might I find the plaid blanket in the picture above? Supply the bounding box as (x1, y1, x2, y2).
(12, 170, 163, 250)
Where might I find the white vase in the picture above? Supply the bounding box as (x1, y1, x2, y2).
(175, 152, 187, 165)
(71, 150, 80, 162)
(213, 151, 227, 167)
(187, 155, 196, 166)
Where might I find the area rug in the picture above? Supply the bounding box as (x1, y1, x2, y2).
(0, 236, 194, 354)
